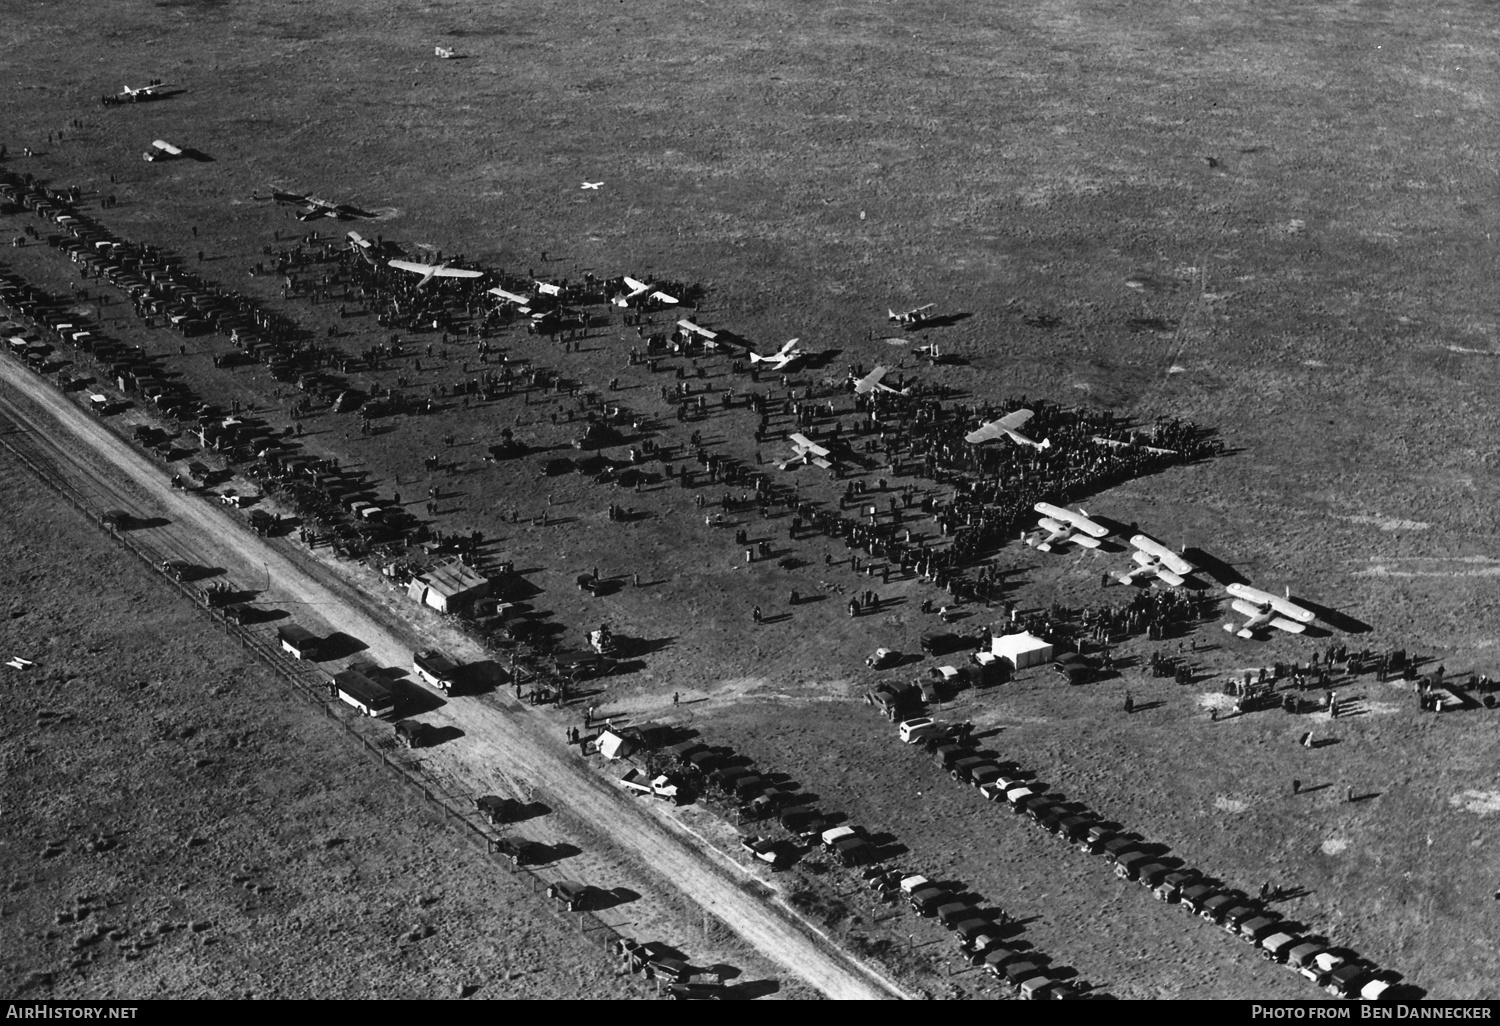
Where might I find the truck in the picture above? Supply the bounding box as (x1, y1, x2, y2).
(616, 767, 682, 804)
(412, 648, 461, 694)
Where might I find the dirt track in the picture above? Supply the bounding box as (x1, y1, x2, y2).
(0, 358, 905, 1001)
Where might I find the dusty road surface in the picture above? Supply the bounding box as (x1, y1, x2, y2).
(0, 359, 905, 1001)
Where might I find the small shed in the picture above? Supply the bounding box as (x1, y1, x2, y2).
(992, 631, 1054, 671)
(408, 560, 489, 614)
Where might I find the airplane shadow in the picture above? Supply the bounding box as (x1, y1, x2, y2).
(913, 312, 974, 330)
(1182, 548, 1248, 587)
(1293, 597, 1373, 635)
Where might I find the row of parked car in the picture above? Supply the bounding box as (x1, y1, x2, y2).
(891, 714, 1406, 1000)
(665, 740, 882, 872)
(667, 735, 1094, 998)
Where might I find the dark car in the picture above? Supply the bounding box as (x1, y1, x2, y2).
(491, 835, 545, 866)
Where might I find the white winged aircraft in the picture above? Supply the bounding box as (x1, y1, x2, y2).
(1030, 502, 1110, 552)
(488, 286, 532, 307)
(889, 303, 936, 327)
(1119, 535, 1195, 587)
(614, 276, 679, 308)
(851, 366, 907, 396)
(1223, 583, 1317, 639)
(781, 433, 835, 471)
(434, 46, 457, 58)
(749, 338, 803, 372)
(965, 410, 1050, 450)
(119, 82, 171, 101)
(142, 140, 182, 163)
(676, 319, 733, 351)
(389, 259, 485, 287)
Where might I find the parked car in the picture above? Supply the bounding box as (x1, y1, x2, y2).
(1237, 915, 1282, 946)
(1179, 882, 1220, 914)
(491, 835, 546, 866)
(1113, 851, 1155, 882)
(1259, 931, 1302, 964)
(740, 835, 794, 870)
(546, 880, 594, 912)
(909, 885, 949, 916)
(898, 717, 940, 744)
(1324, 965, 1376, 1000)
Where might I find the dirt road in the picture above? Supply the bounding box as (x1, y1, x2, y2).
(0, 359, 905, 1001)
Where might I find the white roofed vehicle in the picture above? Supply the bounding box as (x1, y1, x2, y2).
(412, 648, 460, 694)
(898, 717, 939, 743)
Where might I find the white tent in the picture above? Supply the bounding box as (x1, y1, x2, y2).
(992, 631, 1054, 670)
(595, 729, 634, 761)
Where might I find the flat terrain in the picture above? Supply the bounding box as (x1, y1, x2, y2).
(3, 0, 1499, 1001)
(0, 446, 648, 1000)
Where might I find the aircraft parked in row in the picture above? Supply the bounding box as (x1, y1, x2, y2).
(1224, 583, 1316, 638)
(1030, 502, 1110, 553)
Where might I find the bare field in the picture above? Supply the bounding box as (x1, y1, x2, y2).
(3, 0, 1499, 1001)
(0, 449, 648, 1000)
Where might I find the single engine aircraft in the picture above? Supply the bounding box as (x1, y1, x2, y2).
(142, 140, 182, 162)
(434, 46, 456, 58)
(851, 366, 907, 396)
(965, 410, 1050, 450)
(1119, 534, 1195, 587)
(613, 276, 679, 308)
(781, 433, 835, 471)
(889, 303, 936, 327)
(1223, 583, 1317, 639)
(749, 338, 804, 372)
(119, 82, 171, 101)
(1030, 502, 1110, 553)
(489, 286, 533, 308)
(389, 259, 485, 287)
(676, 319, 732, 351)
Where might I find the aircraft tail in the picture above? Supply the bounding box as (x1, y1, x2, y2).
(888, 309, 899, 322)
(1039, 437, 1052, 450)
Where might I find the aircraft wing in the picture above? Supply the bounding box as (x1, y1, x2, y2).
(651, 290, 679, 305)
(1132, 539, 1195, 576)
(536, 281, 562, 296)
(390, 259, 437, 275)
(273, 190, 308, 204)
(153, 141, 182, 156)
(1269, 596, 1316, 624)
(1226, 583, 1311, 621)
(788, 433, 830, 456)
(996, 409, 1033, 431)
(778, 338, 801, 356)
(623, 276, 650, 294)
(915, 303, 936, 315)
(489, 287, 530, 305)
(1033, 524, 1071, 552)
(964, 420, 1007, 444)
(854, 367, 888, 394)
(347, 231, 371, 250)
(433, 266, 484, 279)
(677, 319, 716, 340)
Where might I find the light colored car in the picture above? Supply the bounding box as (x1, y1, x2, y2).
(898, 717, 938, 743)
